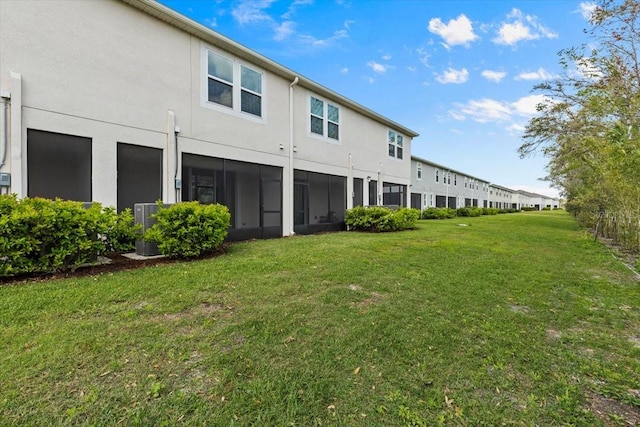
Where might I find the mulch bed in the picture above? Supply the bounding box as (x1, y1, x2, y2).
(1, 246, 228, 286)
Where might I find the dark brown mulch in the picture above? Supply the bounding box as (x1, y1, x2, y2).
(0, 246, 228, 286)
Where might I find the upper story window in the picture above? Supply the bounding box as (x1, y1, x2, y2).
(465, 178, 468, 188)
(435, 169, 439, 183)
(206, 50, 263, 118)
(454, 174, 457, 186)
(417, 163, 422, 180)
(310, 96, 340, 141)
(388, 130, 404, 159)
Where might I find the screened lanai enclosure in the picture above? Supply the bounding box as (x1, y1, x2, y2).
(294, 170, 346, 235)
(181, 154, 282, 241)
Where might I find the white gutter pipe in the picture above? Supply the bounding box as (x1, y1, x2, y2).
(289, 76, 299, 235)
(0, 91, 9, 168)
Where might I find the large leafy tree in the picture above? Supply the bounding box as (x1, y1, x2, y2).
(519, 0, 640, 249)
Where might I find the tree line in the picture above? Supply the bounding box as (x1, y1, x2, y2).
(520, 0, 640, 252)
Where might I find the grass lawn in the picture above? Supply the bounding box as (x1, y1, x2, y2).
(1, 211, 639, 426)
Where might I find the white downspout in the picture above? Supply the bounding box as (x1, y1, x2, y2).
(377, 162, 383, 206)
(288, 76, 299, 236)
(0, 91, 9, 168)
(347, 153, 353, 209)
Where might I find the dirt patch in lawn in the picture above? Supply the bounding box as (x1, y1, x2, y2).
(586, 391, 640, 426)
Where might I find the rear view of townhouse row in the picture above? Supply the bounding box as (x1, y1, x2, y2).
(0, 0, 558, 243)
(409, 157, 560, 212)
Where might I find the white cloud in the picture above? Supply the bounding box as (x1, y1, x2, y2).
(428, 14, 478, 48)
(512, 94, 547, 116)
(231, 0, 275, 25)
(298, 21, 350, 47)
(450, 98, 511, 123)
(381, 53, 392, 61)
(514, 67, 558, 81)
(340, 67, 349, 74)
(281, 0, 313, 19)
(506, 123, 526, 135)
(273, 21, 295, 41)
(449, 94, 548, 125)
(493, 8, 557, 46)
(494, 21, 534, 45)
(577, 2, 597, 20)
(436, 67, 469, 84)
(572, 57, 603, 80)
(367, 61, 388, 74)
(407, 65, 417, 73)
(481, 70, 507, 83)
(449, 110, 466, 121)
(416, 47, 431, 68)
(367, 77, 375, 84)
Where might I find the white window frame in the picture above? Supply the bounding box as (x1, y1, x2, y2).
(202, 47, 266, 123)
(416, 162, 422, 180)
(388, 130, 404, 160)
(308, 94, 340, 142)
(435, 169, 439, 183)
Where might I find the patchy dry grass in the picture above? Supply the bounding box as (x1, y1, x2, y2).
(1, 211, 639, 425)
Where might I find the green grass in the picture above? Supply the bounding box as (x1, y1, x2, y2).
(1, 211, 639, 426)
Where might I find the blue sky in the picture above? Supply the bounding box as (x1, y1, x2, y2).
(159, 0, 599, 198)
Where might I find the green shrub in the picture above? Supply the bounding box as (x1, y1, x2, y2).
(345, 206, 419, 232)
(521, 207, 537, 211)
(145, 201, 230, 258)
(456, 207, 471, 217)
(394, 207, 420, 229)
(457, 207, 483, 217)
(101, 207, 142, 253)
(0, 196, 108, 276)
(421, 207, 456, 220)
(482, 208, 499, 215)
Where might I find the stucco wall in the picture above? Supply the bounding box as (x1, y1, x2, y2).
(411, 160, 488, 208)
(0, 0, 414, 225)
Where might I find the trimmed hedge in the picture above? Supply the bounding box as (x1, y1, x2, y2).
(456, 207, 483, 217)
(0, 195, 141, 277)
(144, 201, 230, 258)
(345, 206, 419, 232)
(422, 207, 457, 219)
(420, 206, 520, 220)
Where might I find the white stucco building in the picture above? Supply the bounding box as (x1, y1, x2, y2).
(488, 184, 517, 209)
(0, 0, 418, 240)
(410, 157, 490, 210)
(513, 190, 560, 210)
